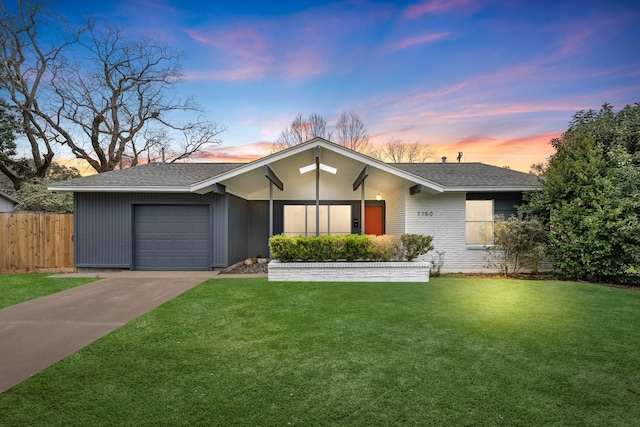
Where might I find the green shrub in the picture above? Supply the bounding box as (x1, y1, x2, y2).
(341, 234, 373, 261)
(401, 234, 435, 261)
(370, 235, 404, 261)
(268, 235, 299, 262)
(296, 235, 339, 261)
(269, 234, 435, 262)
(484, 214, 547, 276)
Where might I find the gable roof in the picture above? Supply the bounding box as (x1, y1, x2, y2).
(48, 138, 540, 193)
(392, 163, 539, 191)
(48, 163, 242, 192)
(189, 138, 444, 194)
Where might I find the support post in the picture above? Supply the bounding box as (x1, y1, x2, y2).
(315, 146, 320, 236)
(361, 183, 365, 235)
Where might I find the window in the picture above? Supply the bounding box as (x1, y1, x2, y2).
(466, 200, 494, 245)
(283, 205, 351, 236)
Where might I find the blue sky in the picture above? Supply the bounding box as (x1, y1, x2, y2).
(56, 0, 639, 171)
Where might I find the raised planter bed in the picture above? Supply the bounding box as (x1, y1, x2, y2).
(268, 260, 430, 282)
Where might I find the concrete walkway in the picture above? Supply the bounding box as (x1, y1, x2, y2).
(0, 271, 229, 394)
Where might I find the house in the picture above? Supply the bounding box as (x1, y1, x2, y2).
(0, 191, 20, 212)
(48, 138, 540, 272)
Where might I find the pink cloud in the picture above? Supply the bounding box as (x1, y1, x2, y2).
(185, 27, 272, 62)
(403, 0, 477, 19)
(182, 2, 396, 82)
(183, 66, 267, 81)
(546, 12, 632, 62)
(370, 125, 422, 141)
(427, 133, 557, 171)
(381, 32, 450, 53)
(192, 141, 274, 162)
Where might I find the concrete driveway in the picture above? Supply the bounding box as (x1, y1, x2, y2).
(0, 271, 219, 394)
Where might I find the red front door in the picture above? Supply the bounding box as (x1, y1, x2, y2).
(365, 205, 384, 235)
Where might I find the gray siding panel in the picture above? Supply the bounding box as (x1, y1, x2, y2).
(75, 192, 217, 269)
(247, 201, 270, 258)
(227, 195, 248, 266)
(210, 194, 228, 267)
(0, 197, 15, 212)
(75, 193, 133, 267)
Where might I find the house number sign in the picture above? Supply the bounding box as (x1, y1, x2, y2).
(417, 210, 433, 217)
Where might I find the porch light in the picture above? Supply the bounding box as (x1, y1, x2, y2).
(299, 163, 337, 175)
(376, 194, 382, 201)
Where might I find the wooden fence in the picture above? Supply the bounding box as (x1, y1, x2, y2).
(0, 212, 74, 273)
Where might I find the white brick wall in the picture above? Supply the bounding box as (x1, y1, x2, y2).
(404, 191, 491, 273)
(268, 260, 430, 282)
(385, 187, 406, 236)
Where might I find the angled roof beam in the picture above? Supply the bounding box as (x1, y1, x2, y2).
(352, 165, 369, 191)
(212, 183, 226, 194)
(263, 165, 284, 191)
(410, 184, 422, 195)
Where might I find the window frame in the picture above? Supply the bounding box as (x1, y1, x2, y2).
(465, 199, 494, 246)
(283, 204, 351, 236)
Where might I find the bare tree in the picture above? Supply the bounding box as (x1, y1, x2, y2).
(0, 0, 80, 188)
(0, 2, 225, 177)
(273, 113, 328, 152)
(371, 138, 434, 163)
(50, 22, 225, 172)
(334, 111, 370, 152)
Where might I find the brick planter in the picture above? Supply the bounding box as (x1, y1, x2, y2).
(268, 260, 430, 282)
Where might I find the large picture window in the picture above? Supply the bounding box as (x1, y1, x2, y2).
(284, 205, 351, 236)
(466, 200, 494, 245)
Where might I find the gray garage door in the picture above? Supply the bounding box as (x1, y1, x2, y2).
(134, 205, 210, 271)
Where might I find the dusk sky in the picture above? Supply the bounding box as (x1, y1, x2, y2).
(55, 0, 639, 172)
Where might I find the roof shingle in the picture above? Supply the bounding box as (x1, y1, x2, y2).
(391, 163, 539, 188)
(50, 160, 539, 191)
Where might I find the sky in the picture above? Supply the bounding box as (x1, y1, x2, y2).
(53, 0, 639, 172)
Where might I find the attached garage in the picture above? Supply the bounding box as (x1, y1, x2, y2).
(134, 204, 210, 271)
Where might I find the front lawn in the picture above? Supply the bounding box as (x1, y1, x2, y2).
(1, 278, 639, 426)
(0, 274, 98, 309)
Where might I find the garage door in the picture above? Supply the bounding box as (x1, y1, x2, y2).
(134, 205, 210, 271)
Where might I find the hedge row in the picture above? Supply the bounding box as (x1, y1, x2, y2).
(269, 234, 434, 262)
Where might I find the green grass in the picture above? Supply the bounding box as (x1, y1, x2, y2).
(1, 278, 639, 426)
(0, 274, 98, 309)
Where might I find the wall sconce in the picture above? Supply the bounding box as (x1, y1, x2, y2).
(376, 194, 382, 201)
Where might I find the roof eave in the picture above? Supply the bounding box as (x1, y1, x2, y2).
(47, 185, 192, 193)
(444, 186, 541, 192)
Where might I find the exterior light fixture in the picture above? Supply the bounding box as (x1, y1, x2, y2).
(376, 194, 382, 201)
(299, 164, 315, 174)
(299, 163, 337, 175)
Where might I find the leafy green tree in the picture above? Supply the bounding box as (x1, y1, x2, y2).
(12, 162, 80, 213)
(14, 181, 73, 213)
(522, 103, 640, 283)
(0, 100, 35, 190)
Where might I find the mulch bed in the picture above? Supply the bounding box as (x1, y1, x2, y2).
(224, 261, 268, 274)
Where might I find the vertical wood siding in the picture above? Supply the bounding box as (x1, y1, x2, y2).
(75, 192, 220, 269)
(247, 201, 270, 258)
(227, 195, 248, 266)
